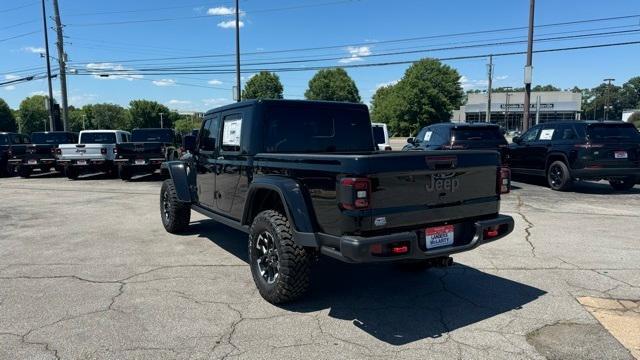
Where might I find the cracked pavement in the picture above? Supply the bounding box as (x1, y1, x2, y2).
(1, 174, 639, 359)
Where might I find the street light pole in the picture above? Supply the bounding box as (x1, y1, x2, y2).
(159, 112, 164, 128)
(234, 0, 241, 102)
(522, 0, 536, 132)
(486, 54, 493, 123)
(603, 78, 615, 121)
(52, 0, 68, 131)
(40, 0, 55, 131)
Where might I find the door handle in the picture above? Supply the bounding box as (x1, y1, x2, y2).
(217, 156, 224, 160)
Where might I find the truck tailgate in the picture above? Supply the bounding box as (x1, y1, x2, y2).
(59, 144, 109, 160)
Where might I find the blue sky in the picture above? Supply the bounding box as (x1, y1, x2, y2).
(1, 0, 639, 112)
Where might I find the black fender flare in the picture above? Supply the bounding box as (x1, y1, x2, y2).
(545, 152, 570, 171)
(242, 176, 317, 247)
(162, 161, 196, 203)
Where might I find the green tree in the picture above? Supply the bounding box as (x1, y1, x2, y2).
(18, 95, 50, 134)
(128, 100, 173, 129)
(67, 106, 87, 132)
(628, 111, 640, 128)
(82, 103, 129, 130)
(370, 58, 463, 136)
(174, 116, 201, 135)
(242, 71, 284, 100)
(531, 84, 561, 92)
(304, 68, 361, 102)
(0, 98, 17, 132)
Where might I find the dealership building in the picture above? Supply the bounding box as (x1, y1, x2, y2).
(452, 91, 582, 130)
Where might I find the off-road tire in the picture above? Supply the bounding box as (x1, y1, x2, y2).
(18, 166, 31, 178)
(119, 166, 132, 181)
(248, 210, 311, 304)
(66, 166, 79, 180)
(547, 160, 573, 191)
(609, 176, 636, 191)
(160, 179, 191, 233)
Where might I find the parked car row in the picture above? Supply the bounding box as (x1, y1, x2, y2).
(403, 121, 640, 191)
(1, 128, 184, 180)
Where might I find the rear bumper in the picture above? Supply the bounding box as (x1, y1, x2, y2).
(571, 167, 640, 179)
(114, 158, 165, 166)
(316, 215, 514, 263)
(8, 158, 57, 166)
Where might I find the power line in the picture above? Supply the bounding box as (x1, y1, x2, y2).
(0, 30, 40, 43)
(67, 13, 640, 65)
(70, 40, 640, 76)
(0, 19, 39, 31)
(0, 1, 38, 14)
(74, 29, 640, 74)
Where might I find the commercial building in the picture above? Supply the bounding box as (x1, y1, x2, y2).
(452, 91, 582, 130)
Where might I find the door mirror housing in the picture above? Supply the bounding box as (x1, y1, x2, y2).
(406, 137, 415, 144)
(183, 135, 197, 152)
(512, 136, 521, 144)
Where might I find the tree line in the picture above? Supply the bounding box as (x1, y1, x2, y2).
(2, 58, 640, 136)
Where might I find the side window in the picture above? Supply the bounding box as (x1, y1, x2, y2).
(538, 126, 555, 141)
(414, 128, 427, 143)
(200, 116, 221, 152)
(522, 127, 541, 142)
(552, 124, 578, 141)
(221, 113, 242, 152)
(11, 134, 21, 144)
(22, 135, 31, 144)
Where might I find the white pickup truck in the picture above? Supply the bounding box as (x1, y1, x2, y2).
(57, 130, 130, 179)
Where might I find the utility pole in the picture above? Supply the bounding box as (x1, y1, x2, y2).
(40, 0, 54, 131)
(522, 0, 536, 132)
(486, 54, 493, 123)
(505, 92, 511, 131)
(52, 0, 68, 131)
(603, 78, 615, 121)
(159, 112, 164, 128)
(234, 0, 241, 102)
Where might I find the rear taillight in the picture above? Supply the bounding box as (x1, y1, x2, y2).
(498, 167, 510, 194)
(339, 177, 371, 210)
(113, 148, 118, 154)
(484, 226, 500, 238)
(101, 148, 107, 155)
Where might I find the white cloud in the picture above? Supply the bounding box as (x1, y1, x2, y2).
(21, 46, 45, 54)
(338, 46, 372, 64)
(207, 6, 234, 15)
(202, 98, 231, 108)
(460, 76, 488, 90)
(85, 63, 143, 81)
(217, 20, 244, 29)
(167, 99, 191, 105)
(207, 79, 223, 85)
(495, 75, 508, 80)
(152, 78, 176, 86)
(3, 85, 15, 91)
(29, 90, 61, 97)
(5, 74, 20, 81)
(69, 93, 98, 106)
(373, 80, 399, 91)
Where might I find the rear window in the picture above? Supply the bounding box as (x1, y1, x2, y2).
(131, 129, 174, 143)
(264, 105, 374, 153)
(452, 127, 504, 141)
(0, 135, 7, 145)
(587, 124, 640, 142)
(31, 132, 76, 144)
(80, 132, 117, 144)
(372, 126, 386, 144)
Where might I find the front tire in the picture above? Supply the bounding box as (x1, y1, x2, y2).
(249, 210, 311, 304)
(610, 176, 636, 191)
(160, 179, 191, 233)
(547, 161, 572, 191)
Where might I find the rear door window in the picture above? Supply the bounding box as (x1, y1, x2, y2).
(552, 124, 579, 141)
(221, 114, 242, 152)
(372, 126, 386, 145)
(521, 127, 540, 142)
(538, 126, 556, 141)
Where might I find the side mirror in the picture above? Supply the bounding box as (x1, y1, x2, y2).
(183, 135, 197, 152)
(512, 136, 521, 144)
(407, 137, 415, 144)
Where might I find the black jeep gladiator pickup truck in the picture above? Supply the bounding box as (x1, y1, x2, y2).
(0, 132, 31, 177)
(115, 128, 181, 180)
(8, 131, 77, 178)
(160, 100, 514, 303)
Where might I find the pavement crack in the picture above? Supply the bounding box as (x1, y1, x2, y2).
(516, 194, 537, 257)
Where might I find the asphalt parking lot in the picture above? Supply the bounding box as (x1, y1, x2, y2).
(1, 173, 639, 359)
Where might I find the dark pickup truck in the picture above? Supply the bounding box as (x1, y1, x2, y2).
(160, 100, 514, 303)
(8, 131, 77, 178)
(115, 128, 181, 180)
(0, 132, 31, 177)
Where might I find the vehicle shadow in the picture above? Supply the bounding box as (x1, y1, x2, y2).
(185, 220, 546, 346)
(512, 175, 640, 195)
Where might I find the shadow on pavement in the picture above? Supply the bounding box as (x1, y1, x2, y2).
(185, 219, 546, 346)
(512, 175, 640, 195)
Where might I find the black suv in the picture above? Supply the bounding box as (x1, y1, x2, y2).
(510, 121, 640, 191)
(0, 132, 31, 177)
(403, 123, 509, 163)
